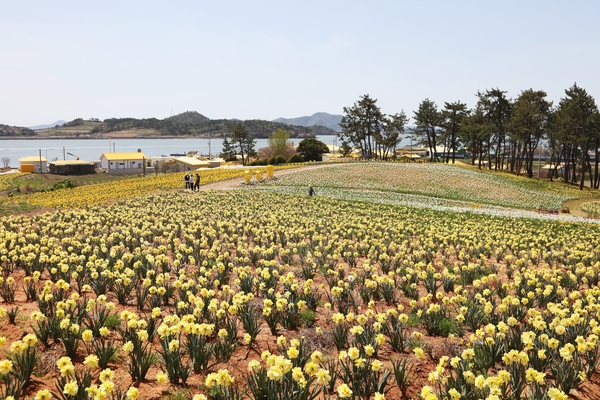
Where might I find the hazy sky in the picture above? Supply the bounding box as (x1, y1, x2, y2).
(2, 1, 599, 127)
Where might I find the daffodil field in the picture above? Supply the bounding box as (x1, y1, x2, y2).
(264, 163, 586, 209)
(581, 201, 600, 217)
(0, 165, 298, 210)
(0, 173, 26, 192)
(0, 163, 600, 400)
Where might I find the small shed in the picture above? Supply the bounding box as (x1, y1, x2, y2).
(19, 156, 47, 173)
(170, 156, 210, 171)
(204, 157, 224, 168)
(398, 153, 422, 162)
(49, 160, 96, 175)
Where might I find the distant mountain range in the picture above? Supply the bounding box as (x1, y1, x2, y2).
(28, 120, 67, 130)
(2, 111, 337, 139)
(273, 112, 342, 132)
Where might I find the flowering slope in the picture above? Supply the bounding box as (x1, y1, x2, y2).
(266, 163, 573, 209)
(0, 172, 26, 192)
(1, 164, 299, 209)
(259, 185, 600, 224)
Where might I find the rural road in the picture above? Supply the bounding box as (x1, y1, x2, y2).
(198, 164, 332, 191)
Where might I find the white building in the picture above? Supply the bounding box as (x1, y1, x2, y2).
(18, 156, 47, 173)
(100, 152, 151, 174)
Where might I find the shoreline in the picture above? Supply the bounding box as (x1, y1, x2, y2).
(0, 135, 222, 140)
(0, 133, 332, 141)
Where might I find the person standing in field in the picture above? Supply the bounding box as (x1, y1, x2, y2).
(308, 186, 315, 197)
(194, 173, 200, 191)
(184, 174, 190, 189)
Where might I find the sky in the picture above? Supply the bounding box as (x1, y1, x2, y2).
(1, 1, 599, 127)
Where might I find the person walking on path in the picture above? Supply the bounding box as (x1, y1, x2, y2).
(308, 186, 315, 197)
(194, 173, 200, 191)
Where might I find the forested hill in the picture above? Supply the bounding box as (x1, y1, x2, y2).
(0, 124, 35, 137)
(163, 111, 210, 124)
(273, 112, 342, 131)
(12, 111, 337, 138)
(101, 114, 334, 138)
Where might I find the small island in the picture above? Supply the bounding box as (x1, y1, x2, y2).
(0, 111, 338, 140)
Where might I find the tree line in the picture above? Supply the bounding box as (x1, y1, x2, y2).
(338, 84, 600, 189)
(0, 124, 35, 137)
(220, 124, 330, 166)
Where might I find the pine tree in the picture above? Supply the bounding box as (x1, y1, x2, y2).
(220, 137, 237, 162)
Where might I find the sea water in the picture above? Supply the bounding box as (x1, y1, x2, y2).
(0, 136, 339, 168)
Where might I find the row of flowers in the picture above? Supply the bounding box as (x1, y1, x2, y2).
(0, 173, 26, 192)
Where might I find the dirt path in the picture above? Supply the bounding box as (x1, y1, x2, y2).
(562, 197, 600, 218)
(197, 164, 333, 191)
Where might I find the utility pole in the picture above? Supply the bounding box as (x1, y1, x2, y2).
(208, 131, 212, 160)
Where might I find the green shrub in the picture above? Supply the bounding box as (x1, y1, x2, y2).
(41, 178, 77, 192)
(250, 159, 268, 166)
(436, 317, 461, 337)
(288, 154, 304, 163)
(299, 309, 316, 327)
(104, 314, 120, 329)
(406, 312, 420, 327)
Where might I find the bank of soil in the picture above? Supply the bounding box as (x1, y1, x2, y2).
(562, 197, 600, 218)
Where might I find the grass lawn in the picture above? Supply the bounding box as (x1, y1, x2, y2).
(9, 172, 138, 193)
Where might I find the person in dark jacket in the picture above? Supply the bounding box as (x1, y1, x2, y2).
(308, 186, 315, 197)
(194, 173, 200, 191)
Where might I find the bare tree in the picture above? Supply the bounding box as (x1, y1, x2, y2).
(161, 162, 169, 174)
(1, 157, 9, 168)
